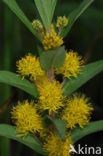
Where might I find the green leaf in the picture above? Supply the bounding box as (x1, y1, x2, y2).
(42, 115, 52, 128)
(0, 124, 45, 155)
(0, 71, 38, 97)
(3, 0, 41, 41)
(53, 119, 67, 141)
(51, 0, 58, 20)
(61, 0, 94, 37)
(43, 116, 67, 141)
(63, 60, 103, 96)
(34, 0, 52, 30)
(71, 120, 103, 143)
(40, 47, 66, 70)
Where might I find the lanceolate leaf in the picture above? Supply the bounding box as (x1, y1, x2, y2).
(51, 0, 58, 20)
(61, 0, 94, 37)
(40, 47, 66, 70)
(34, 0, 52, 31)
(63, 60, 103, 96)
(53, 119, 67, 141)
(71, 120, 103, 143)
(0, 124, 45, 155)
(3, 0, 41, 41)
(0, 71, 38, 97)
(43, 116, 67, 141)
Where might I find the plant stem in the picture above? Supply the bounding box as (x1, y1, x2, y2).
(58, 26, 63, 36)
(61, 78, 66, 88)
(51, 111, 55, 120)
(33, 134, 43, 147)
(0, 90, 16, 113)
(47, 68, 55, 120)
(47, 68, 54, 82)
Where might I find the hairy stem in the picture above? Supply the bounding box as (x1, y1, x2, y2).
(51, 111, 55, 120)
(61, 78, 66, 88)
(33, 134, 43, 147)
(47, 68, 54, 82)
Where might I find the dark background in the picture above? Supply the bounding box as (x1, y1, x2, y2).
(0, 0, 103, 155)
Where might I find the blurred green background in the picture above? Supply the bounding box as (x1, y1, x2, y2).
(0, 0, 103, 155)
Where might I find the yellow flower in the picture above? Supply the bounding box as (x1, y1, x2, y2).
(16, 54, 45, 80)
(30, 73, 49, 88)
(44, 132, 72, 156)
(40, 28, 45, 37)
(37, 78, 64, 114)
(35, 74, 48, 85)
(61, 94, 93, 129)
(11, 100, 43, 136)
(42, 24, 63, 50)
(56, 16, 68, 28)
(56, 50, 83, 79)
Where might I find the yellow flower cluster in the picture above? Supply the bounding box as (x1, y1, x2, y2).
(56, 16, 68, 28)
(32, 17, 68, 50)
(37, 76, 64, 114)
(11, 100, 43, 136)
(44, 132, 72, 156)
(62, 94, 94, 129)
(42, 24, 63, 50)
(32, 16, 68, 50)
(16, 54, 45, 80)
(56, 50, 83, 79)
(14, 48, 93, 156)
(32, 19, 45, 37)
(12, 14, 94, 156)
(32, 19, 43, 30)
